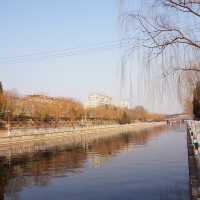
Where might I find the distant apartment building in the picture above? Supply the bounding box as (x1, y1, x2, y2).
(86, 93, 112, 108)
(17, 95, 56, 117)
(23, 95, 55, 104)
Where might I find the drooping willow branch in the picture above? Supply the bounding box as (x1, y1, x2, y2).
(120, 0, 200, 104)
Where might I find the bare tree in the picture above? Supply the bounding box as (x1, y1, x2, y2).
(119, 0, 200, 105)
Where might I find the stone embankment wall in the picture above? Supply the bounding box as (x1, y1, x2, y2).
(0, 122, 165, 158)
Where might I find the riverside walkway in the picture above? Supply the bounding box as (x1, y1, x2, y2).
(0, 122, 165, 158)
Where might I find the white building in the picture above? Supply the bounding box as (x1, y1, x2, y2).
(120, 100, 129, 109)
(86, 93, 112, 108)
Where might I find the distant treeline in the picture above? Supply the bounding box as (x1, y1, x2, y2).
(0, 83, 164, 128)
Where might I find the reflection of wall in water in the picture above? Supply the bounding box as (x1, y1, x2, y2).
(90, 154, 112, 169)
(0, 126, 166, 200)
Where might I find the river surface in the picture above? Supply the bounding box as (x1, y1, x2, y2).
(0, 126, 189, 200)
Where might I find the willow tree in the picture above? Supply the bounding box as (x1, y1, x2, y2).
(119, 0, 200, 112)
(193, 81, 200, 119)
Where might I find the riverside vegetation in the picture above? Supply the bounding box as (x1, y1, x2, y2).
(0, 82, 164, 129)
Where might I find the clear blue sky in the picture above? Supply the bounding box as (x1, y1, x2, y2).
(0, 1, 120, 100)
(0, 1, 182, 113)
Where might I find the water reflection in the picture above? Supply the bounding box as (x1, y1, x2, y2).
(0, 126, 189, 200)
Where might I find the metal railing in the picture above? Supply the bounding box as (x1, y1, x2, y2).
(187, 120, 200, 139)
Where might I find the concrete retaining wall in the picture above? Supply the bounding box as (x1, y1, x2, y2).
(0, 122, 165, 158)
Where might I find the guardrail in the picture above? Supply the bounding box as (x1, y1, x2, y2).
(186, 120, 200, 141)
(186, 120, 200, 199)
(186, 120, 200, 157)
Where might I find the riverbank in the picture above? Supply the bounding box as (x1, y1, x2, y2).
(187, 121, 200, 200)
(0, 122, 166, 158)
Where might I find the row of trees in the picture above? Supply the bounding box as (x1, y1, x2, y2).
(87, 105, 164, 124)
(0, 93, 84, 126)
(0, 83, 164, 128)
(183, 81, 200, 119)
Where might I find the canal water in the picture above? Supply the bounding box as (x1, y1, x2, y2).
(0, 126, 190, 200)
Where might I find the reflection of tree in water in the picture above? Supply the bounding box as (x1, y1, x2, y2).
(131, 127, 164, 145)
(88, 126, 165, 157)
(1, 148, 87, 200)
(85, 126, 166, 168)
(0, 126, 165, 200)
